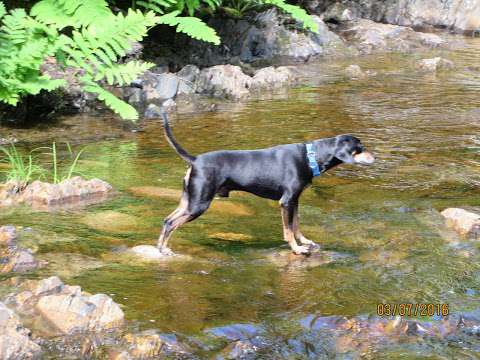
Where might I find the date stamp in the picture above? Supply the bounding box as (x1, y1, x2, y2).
(377, 303, 449, 317)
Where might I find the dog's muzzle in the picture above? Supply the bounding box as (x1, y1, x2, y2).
(353, 151, 375, 165)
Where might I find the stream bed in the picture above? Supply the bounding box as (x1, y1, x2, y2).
(1, 36, 480, 358)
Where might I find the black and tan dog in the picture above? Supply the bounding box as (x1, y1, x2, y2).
(158, 112, 374, 255)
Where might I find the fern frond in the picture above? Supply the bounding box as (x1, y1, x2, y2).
(262, 0, 318, 32)
(84, 84, 139, 120)
(137, 0, 177, 14)
(94, 60, 154, 85)
(31, 0, 113, 29)
(159, 11, 220, 44)
(0, 2, 6, 20)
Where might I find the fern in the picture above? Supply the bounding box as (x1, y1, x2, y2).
(159, 10, 220, 44)
(136, 1, 220, 44)
(84, 83, 139, 120)
(262, 0, 317, 32)
(31, 0, 113, 29)
(0, 4, 64, 106)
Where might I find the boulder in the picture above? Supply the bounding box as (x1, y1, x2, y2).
(251, 66, 296, 89)
(339, 19, 445, 54)
(239, 10, 345, 64)
(416, 57, 454, 72)
(441, 208, 480, 238)
(197, 65, 252, 99)
(1, 176, 114, 210)
(319, 0, 480, 33)
(0, 302, 41, 359)
(141, 72, 179, 104)
(36, 291, 124, 335)
(176, 65, 200, 95)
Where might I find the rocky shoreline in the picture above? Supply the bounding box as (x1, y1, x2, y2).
(1, 4, 463, 124)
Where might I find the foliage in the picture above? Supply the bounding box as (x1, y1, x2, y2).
(0, 0, 317, 121)
(0, 143, 45, 184)
(0, 142, 86, 184)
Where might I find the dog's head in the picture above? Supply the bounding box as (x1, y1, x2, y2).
(332, 135, 375, 165)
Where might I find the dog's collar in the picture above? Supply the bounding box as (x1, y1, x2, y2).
(305, 143, 321, 177)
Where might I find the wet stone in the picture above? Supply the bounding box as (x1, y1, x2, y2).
(441, 208, 480, 238)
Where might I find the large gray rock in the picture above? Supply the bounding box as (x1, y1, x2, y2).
(251, 66, 297, 89)
(197, 65, 252, 99)
(319, 0, 480, 33)
(176, 65, 200, 95)
(0, 302, 41, 359)
(239, 10, 345, 64)
(339, 19, 444, 54)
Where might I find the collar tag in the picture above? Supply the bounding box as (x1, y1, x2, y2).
(306, 143, 321, 177)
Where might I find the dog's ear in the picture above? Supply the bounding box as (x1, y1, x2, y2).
(333, 137, 355, 164)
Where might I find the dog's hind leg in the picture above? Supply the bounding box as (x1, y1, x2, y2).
(280, 195, 311, 255)
(292, 204, 319, 249)
(157, 168, 215, 254)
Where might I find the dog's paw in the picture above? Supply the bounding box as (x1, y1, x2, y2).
(292, 245, 311, 255)
(159, 247, 175, 256)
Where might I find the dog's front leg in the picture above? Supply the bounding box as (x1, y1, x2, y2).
(292, 205, 319, 249)
(280, 196, 311, 255)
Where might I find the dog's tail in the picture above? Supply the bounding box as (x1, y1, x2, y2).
(161, 109, 196, 164)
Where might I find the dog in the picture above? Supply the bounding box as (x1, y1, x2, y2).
(158, 111, 374, 255)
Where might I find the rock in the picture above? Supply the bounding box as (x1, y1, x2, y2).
(177, 65, 200, 95)
(197, 65, 252, 99)
(82, 211, 139, 233)
(1, 176, 113, 210)
(319, 0, 480, 33)
(130, 245, 171, 260)
(250, 66, 296, 89)
(0, 248, 38, 273)
(124, 331, 188, 358)
(0, 302, 42, 359)
(441, 208, 480, 238)
(239, 10, 345, 64)
(339, 19, 445, 54)
(144, 104, 162, 119)
(0, 226, 39, 273)
(142, 72, 179, 103)
(162, 98, 176, 111)
(36, 290, 124, 335)
(124, 330, 164, 358)
(416, 57, 454, 72)
(0, 226, 17, 246)
(222, 340, 257, 359)
(345, 64, 365, 79)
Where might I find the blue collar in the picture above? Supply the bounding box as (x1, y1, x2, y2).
(305, 143, 321, 177)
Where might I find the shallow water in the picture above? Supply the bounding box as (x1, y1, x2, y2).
(2, 36, 480, 357)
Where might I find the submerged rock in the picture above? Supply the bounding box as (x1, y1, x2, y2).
(0, 225, 39, 273)
(123, 330, 189, 358)
(441, 208, 480, 238)
(130, 245, 172, 260)
(416, 57, 455, 72)
(209, 232, 254, 242)
(82, 211, 139, 233)
(0, 302, 41, 359)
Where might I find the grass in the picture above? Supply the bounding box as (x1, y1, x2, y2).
(0, 142, 86, 185)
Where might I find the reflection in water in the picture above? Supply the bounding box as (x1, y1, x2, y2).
(1, 37, 480, 357)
